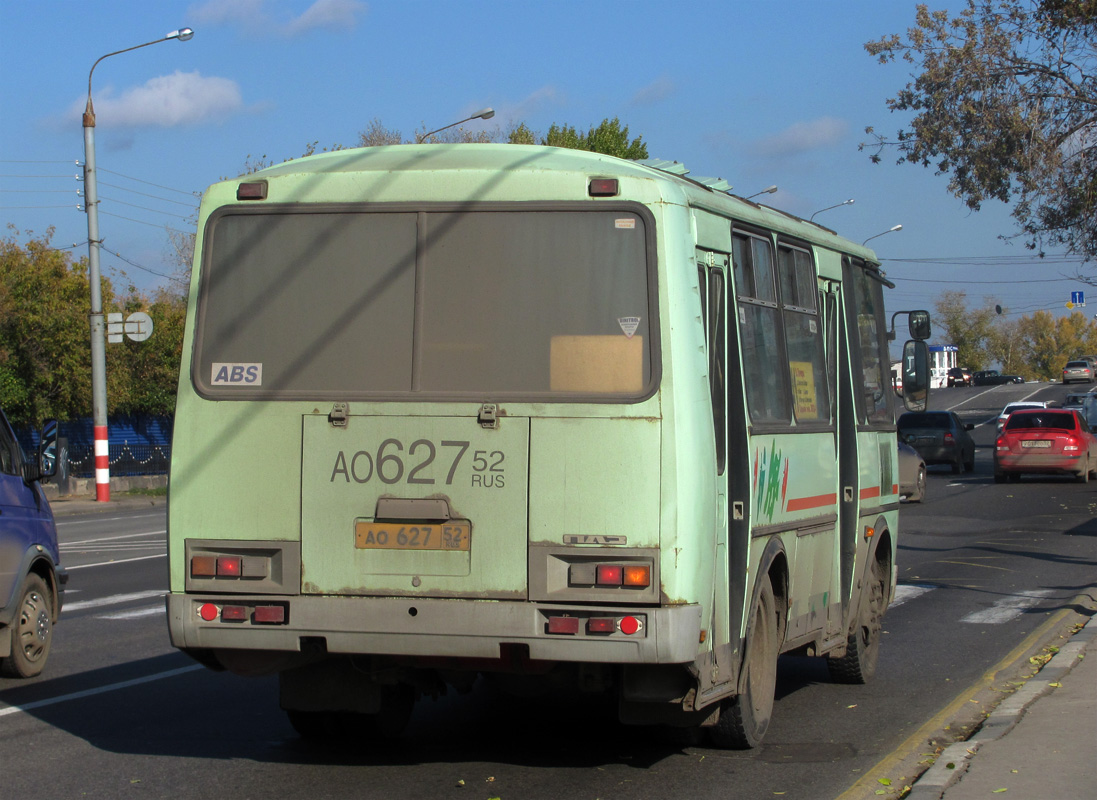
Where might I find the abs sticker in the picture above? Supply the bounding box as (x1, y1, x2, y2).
(211, 363, 263, 386)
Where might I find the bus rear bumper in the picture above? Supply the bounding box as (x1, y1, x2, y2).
(167, 593, 702, 668)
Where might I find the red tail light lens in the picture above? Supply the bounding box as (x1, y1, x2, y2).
(191, 556, 217, 577)
(220, 605, 247, 621)
(217, 556, 242, 577)
(944, 432, 955, 443)
(253, 605, 286, 624)
(587, 617, 616, 633)
(596, 565, 624, 586)
(547, 616, 580, 635)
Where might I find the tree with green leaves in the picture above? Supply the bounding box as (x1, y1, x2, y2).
(933, 290, 1001, 369)
(864, 1, 1097, 262)
(1, 230, 183, 425)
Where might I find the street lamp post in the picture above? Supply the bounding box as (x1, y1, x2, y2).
(862, 224, 903, 246)
(417, 108, 495, 142)
(809, 198, 854, 222)
(82, 27, 193, 502)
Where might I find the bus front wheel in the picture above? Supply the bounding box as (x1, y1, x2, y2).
(708, 574, 779, 749)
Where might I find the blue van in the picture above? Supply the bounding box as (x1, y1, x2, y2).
(0, 410, 64, 678)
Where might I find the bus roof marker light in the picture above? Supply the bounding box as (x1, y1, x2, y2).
(589, 178, 619, 197)
(237, 181, 267, 200)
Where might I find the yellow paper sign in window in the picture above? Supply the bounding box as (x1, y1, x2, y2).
(789, 360, 819, 420)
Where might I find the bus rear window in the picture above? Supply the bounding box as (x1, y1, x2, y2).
(194, 208, 655, 400)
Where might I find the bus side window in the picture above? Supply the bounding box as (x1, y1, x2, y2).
(843, 258, 893, 425)
(709, 266, 727, 474)
(733, 232, 791, 425)
(778, 244, 830, 425)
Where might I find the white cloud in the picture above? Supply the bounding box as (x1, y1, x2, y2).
(189, 0, 366, 36)
(750, 116, 849, 158)
(76, 71, 244, 128)
(630, 76, 675, 107)
(284, 0, 366, 35)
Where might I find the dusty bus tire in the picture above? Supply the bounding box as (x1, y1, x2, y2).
(828, 555, 888, 685)
(0, 574, 53, 679)
(708, 575, 779, 749)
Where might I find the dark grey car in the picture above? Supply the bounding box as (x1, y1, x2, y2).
(897, 411, 976, 474)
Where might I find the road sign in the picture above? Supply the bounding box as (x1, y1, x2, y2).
(1072, 290, 1086, 307)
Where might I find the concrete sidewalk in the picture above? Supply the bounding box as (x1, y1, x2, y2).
(48, 489, 165, 516)
(907, 614, 1096, 800)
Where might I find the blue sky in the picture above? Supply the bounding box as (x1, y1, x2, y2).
(2, 0, 1091, 327)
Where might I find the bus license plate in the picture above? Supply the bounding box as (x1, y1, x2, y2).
(354, 521, 471, 551)
(1021, 440, 1052, 448)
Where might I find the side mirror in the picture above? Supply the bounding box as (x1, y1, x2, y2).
(902, 340, 930, 412)
(38, 419, 58, 479)
(908, 310, 931, 341)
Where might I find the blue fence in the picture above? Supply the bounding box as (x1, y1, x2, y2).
(17, 416, 173, 478)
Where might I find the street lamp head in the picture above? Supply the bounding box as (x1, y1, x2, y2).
(862, 224, 903, 246)
(168, 28, 195, 41)
(471, 107, 495, 121)
(746, 185, 778, 200)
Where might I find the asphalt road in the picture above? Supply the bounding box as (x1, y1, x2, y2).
(1, 386, 1093, 799)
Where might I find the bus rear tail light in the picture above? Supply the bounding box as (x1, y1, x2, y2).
(596, 565, 623, 586)
(217, 556, 242, 577)
(253, 605, 286, 624)
(547, 616, 580, 635)
(221, 605, 247, 621)
(623, 565, 650, 587)
(196, 602, 287, 624)
(589, 178, 619, 197)
(546, 614, 645, 636)
(571, 562, 652, 589)
(190, 553, 269, 580)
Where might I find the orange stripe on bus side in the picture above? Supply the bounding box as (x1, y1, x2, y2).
(785, 493, 838, 512)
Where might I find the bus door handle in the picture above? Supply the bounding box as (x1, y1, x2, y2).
(843, 486, 854, 502)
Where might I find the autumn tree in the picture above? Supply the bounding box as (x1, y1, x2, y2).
(864, 1, 1097, 261)
(1017, 309, 1097, 378)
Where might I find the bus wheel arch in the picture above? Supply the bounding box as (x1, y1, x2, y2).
(708, 540, 787, 749)
(828, 528, 892, 685)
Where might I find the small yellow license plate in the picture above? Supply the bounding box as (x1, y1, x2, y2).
(354, 520, 471, 551)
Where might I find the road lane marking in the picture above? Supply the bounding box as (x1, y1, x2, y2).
(835, 604, 1078, 800)
(62, 530, 166, 547)
(890, 584, 935, 607)
(66, 554, 166, 570)
(961, 590, 1053, 624)
(100, 605, 166, 620)
(55, 513, 164, 527)
(63, 590, 164, 612)
(0, 665, 204, 718)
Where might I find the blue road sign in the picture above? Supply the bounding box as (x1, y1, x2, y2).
(1072, 290, 1086, 306)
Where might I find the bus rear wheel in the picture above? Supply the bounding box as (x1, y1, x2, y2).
(828, 555, 888, 684)
(708, 574, 779, 749)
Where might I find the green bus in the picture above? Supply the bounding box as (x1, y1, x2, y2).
(166, 144, 929, 747)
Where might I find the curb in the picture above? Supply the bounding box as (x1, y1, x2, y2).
(904, 615, 1095, 799)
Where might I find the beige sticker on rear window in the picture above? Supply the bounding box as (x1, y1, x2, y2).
(615, 218, 636, 229)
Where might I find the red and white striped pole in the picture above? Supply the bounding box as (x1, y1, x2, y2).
(94, 424, 110, 502)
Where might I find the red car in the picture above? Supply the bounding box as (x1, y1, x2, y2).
(994, 409, 1097, 483)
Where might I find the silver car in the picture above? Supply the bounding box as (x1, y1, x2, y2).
(1062, 361, 1095, 384)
